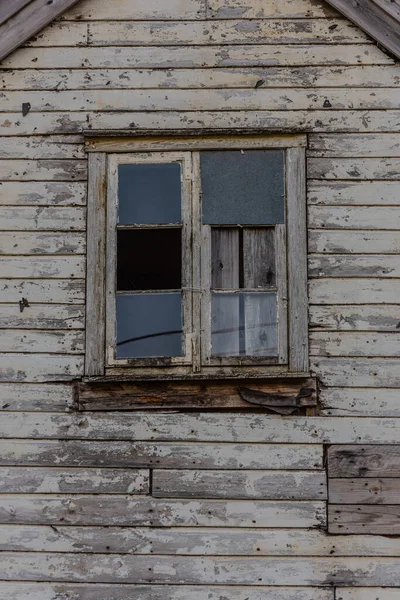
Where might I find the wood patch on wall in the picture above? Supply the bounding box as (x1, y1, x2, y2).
(328, 445, 400, 535)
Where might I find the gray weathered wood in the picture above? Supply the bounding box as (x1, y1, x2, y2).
(0, 383, 73, 411)
(310, 332, 400, 358)
(211, 228, 239, 289)
(311, 358, 400, 388)
(329, 505, 400, 534)
(0, 279, 85, 304)
(152, 470, 327, 499)
(309, 207, 400, 230)
(0, 0, 31, 26)
(85, 153, 106, 377)
(309, 279, 400, 305)
(0, 232, 85, 255)
(309, 255, 400, 278)
(0, 330, 84, 354)
(309, 231, 400, 254)
(0, 304, 84, 330)
(310, 306, 400, 331)
(329, 445, 400, 477)
(0, 207, 85, 231)
(0, 354, 84, 382)
(243, 228, 275, 288)
(308, 133, 400, 157)
(329, 478, 400, 504)
(0, 256, 85, 278)
(308, 181, 400, 205)
(320, 388, 400, 417)
(0, 182, 86, 206)
(337, 589, 400, 600)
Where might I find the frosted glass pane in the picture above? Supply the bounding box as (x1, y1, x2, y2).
(118, 163, 182, 225)
(201, 150, 285, 225)
(212, 292, 277, 357)
(116, 293, 183, 358)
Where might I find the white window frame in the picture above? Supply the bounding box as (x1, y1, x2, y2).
(84, 133, 308, 380)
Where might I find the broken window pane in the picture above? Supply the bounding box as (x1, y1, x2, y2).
(118, 162, 182, 225)
(116, 292, 183, 358)
(117, 228, 181, 291)
(201, 150, 285, 225)
(211, 292, 277, 357)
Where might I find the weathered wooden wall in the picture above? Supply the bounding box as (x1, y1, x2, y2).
(0, 0, 400, 597)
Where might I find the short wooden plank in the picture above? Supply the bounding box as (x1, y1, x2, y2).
(309, 230, 400, 254)
(309, 279, 400, 304)
(311, 357, 400, 387)
(337, 589, 400, 600)
(0, 583, 334, 600)
(0, 304, 84, 330)
(24, 21, 87, 47)
(308, 207, 400, 230)
(0, 159, 86, 181)
(0, 181, 86, 206)
(309, 255, 400, 278)
(2, 553, 400, 585)
(309, 158, 400, 180)
(0, 330, 84, 354)
(0, 232, 85, 255)
(243, 228, 275, 288)
(0, 0, 82, 62)
(3, 525, 400, 556)
(329, 445, 400, 477)
(85, 153, 106, 377)
(310, 332, 400, 358)
(0, 135, 84, 159)
(0, 354, 84, 382)
(0, 467, 149, 494)
(0, 207, 85, 231)
(308, 181, 400, 205)
(0, 256, 85, 278)
(211, 228, 239, 289)
(207, 0, 337, 18)
(2, 45, 391, 69)
(310, 305, 400, 331)
(152, 470, 327, 499)
(0, 383, 73, 411)
(3, 66, 400, 91)
(87, 19, 368, 46)
(329, 478, 400, 504)
(308, 133, 400, 157)
(320, 388, 400, 417)
(0, 279, 85, 304)
(2, 413, 400, 443)
(323, 0, 400, 60)
(0, 495, 325, 527)
(0, 440, 323, 470)
(62, 0, 206, 20)
(329, 505, 400, 534)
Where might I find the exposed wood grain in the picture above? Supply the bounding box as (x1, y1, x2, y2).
(0, 182, 86, 206)
(0, 383, 74, 411)
(0, 279, 85, 304)
(329, 478, 400, 504)
(0, 495, 325, 527)
(0, 159, 86, 181)
(0, 330, 84, 354)
(211, 228, 239, 289)
(310, 305, 400, 331)
(329, 505, 400, 534)
(0, 232, 85, 255)
(329, 445, 400, 477)
(0, 135, 84, 159)
(0, 207, 85, 231)
(311, 357, 400, 387)
(62, 0, 206, 20)
(0, 354, 84, 382)
(243, 228, 275, 288)
(0, 0, 31, 27)
(308, 207, 400, 230)
(308, 133, 400, 157)
(309, 279, 400, 304)
(310, 332, 400, 357)
(309, 255, 400, 278)
(0, 256, 85, 278)
(308, 231, 400, 254)
(309, 157, 400, 180)
(308, 181, 400, 205)
(320, 388, 400, 417)
(207, 0, 337, 19)
(152, 470, 327, 499)
(0, 440, 322, 470)
(0, 583, 334, 600)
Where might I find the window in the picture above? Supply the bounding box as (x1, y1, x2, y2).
(85, 134, 308, 380)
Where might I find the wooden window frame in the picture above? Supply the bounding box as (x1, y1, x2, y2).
(85, 132, 308, 381)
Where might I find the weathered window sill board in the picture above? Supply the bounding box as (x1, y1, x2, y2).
(328, 445, 400, 535)
(77, 377, 317, 413)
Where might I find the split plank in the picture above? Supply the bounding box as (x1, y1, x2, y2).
(309, 255, 400, 278)
(310, 332, 400, 357)
(0, 583, 334, 600)
(3, 66, 400, 91)
(309, 279, 400, 304)
(2, 524, 400, 556)
(329, 445, 400, 477)
(2, 45, 391, 69)
(0, 159, 86, 181)
(320, 388, 400, 417)
(0, 181, 86, 206)
(308, 230, 400, 254)
(0, 330, 84, 354)
(0, 279, 85, 304)
(311, 357, 400, 387)
(152, 470, 327, 499)
(308, 207, 400, 230)
(0, 207, 85, 231)
(309, 157, 400, 180)
(0, 440, 323, 470)
(1, 413, 400, 443)
(308, 181, 400, 205)
(0, 467, 148, 494)
(0, 256, 85, 278)
(0, 495, 325, 527)
(329, 478, 400, 504)
(308, 133, 400, 157)
(329, 505, 400, 534)
(0, 135, 84, 159)
(309, 305, 400, 331)
(0, 383, 74, 411)
(0, 232, 86, 255)
(0, 354, 84, 382)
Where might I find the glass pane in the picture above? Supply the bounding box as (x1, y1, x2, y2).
(117, 229, 181, 291)
(201, 150, 285, 225)
(212, 292, 277, 357)
(116, 293, 183, 358)
(118, 163, 182, 225)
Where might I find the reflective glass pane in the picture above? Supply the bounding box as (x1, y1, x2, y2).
(117, 228, 181, 291)
(212, 292, 277, 357)
(201, 150, 285, 225)
(116, 293, 183, 358)
(118, 163, 182, 225)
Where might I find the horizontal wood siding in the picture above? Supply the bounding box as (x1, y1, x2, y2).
(1, 0, 400, 596)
